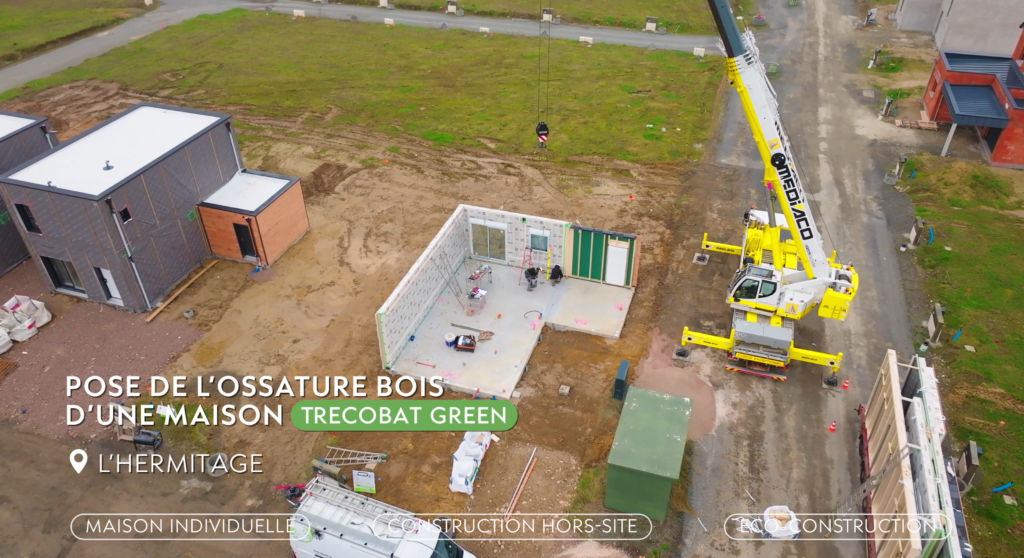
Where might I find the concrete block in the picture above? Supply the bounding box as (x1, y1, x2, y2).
(559, 385, 571, 396)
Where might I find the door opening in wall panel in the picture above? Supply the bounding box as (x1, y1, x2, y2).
(95, 267, 123, 305)
(606, 241, 629, 286)
(234, 223, 257, 260)
(470, 220, 507, 263)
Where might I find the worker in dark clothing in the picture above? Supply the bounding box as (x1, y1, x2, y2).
(550, 264, 563, 285)
(525, 267, 540, 291)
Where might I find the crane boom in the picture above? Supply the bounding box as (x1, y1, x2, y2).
(708, 0, 829, 279)
(680, 0, 860, 379)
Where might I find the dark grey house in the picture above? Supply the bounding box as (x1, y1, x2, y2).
(0, 110, 56, 277)
(0, 103, 242, 312)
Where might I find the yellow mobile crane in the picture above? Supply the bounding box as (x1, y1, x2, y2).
(681, 0, 859, 381)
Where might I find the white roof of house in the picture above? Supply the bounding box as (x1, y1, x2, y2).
(0, 113, 36, 140)
(202, 171, 291, 213)
(7, 106, 221, 196)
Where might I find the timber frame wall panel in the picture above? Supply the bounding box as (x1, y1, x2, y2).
(464, 205, 568, 272)
(864, 349, 923, 558)
(376, 206, 470, 369)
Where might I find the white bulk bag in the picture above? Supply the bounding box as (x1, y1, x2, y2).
(8, 316, 37, 342)
(762, 505, 800, 539)
(4, 296, 50, 329)
(448, 431, 490, 495)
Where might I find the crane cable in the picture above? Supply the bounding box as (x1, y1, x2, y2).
(536, 0, 543, 124)
(536, 0, 553, 126)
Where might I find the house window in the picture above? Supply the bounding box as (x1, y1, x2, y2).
(42, 257, 85, 294)
(15, 204, 41, 234)
(470, 219, 507, 262)
(119, 206, 132, 224)
(529, 228, 549, 251)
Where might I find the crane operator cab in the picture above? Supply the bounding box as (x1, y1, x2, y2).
(728, 264, 781, 310)
(726, 253, 858, 321)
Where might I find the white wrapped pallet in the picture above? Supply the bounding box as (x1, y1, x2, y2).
(449, 431, 490, 495)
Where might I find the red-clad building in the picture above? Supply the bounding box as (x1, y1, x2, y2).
(924, 23, 1024, 166)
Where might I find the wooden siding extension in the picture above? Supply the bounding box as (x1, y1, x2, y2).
(198, 180, 307, 266)
(197, 205, 265, 263)
(253, 180, 308, 266)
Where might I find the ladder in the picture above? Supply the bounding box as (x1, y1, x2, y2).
(518, 244, 534, 285)
(323, 446, 388, 469)
(300, 475, 420, 543)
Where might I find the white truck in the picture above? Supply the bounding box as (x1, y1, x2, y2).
(289, 475, 475, 558)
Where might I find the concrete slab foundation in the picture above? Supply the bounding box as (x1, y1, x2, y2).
(390, 262, 632, 398)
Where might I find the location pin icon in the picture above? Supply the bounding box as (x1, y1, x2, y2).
(70, 449, 88, 474)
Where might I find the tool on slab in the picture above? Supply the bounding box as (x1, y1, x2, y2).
(450, 322, 494, 341)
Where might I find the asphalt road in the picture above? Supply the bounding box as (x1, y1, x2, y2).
(679, 0, 921, 556)
(0, 0, 719, 94)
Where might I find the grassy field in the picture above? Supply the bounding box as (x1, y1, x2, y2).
(900, 154, 1024, 555)
(1, 9, 723, 163)
(0, 0, 151, 67)
(329, 0, 718, 35)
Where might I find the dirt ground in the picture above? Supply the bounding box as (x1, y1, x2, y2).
(0, 77, 747, 557)
(0, 260, 202, 439)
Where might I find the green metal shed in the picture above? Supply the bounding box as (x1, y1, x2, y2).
(604, 388, 691, 521)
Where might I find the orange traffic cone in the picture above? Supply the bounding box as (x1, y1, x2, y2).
(841, 379, 850, 390)
(828, 421, 836, 433)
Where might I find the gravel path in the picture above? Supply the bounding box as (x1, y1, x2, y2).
(0, 261, 202, 440)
